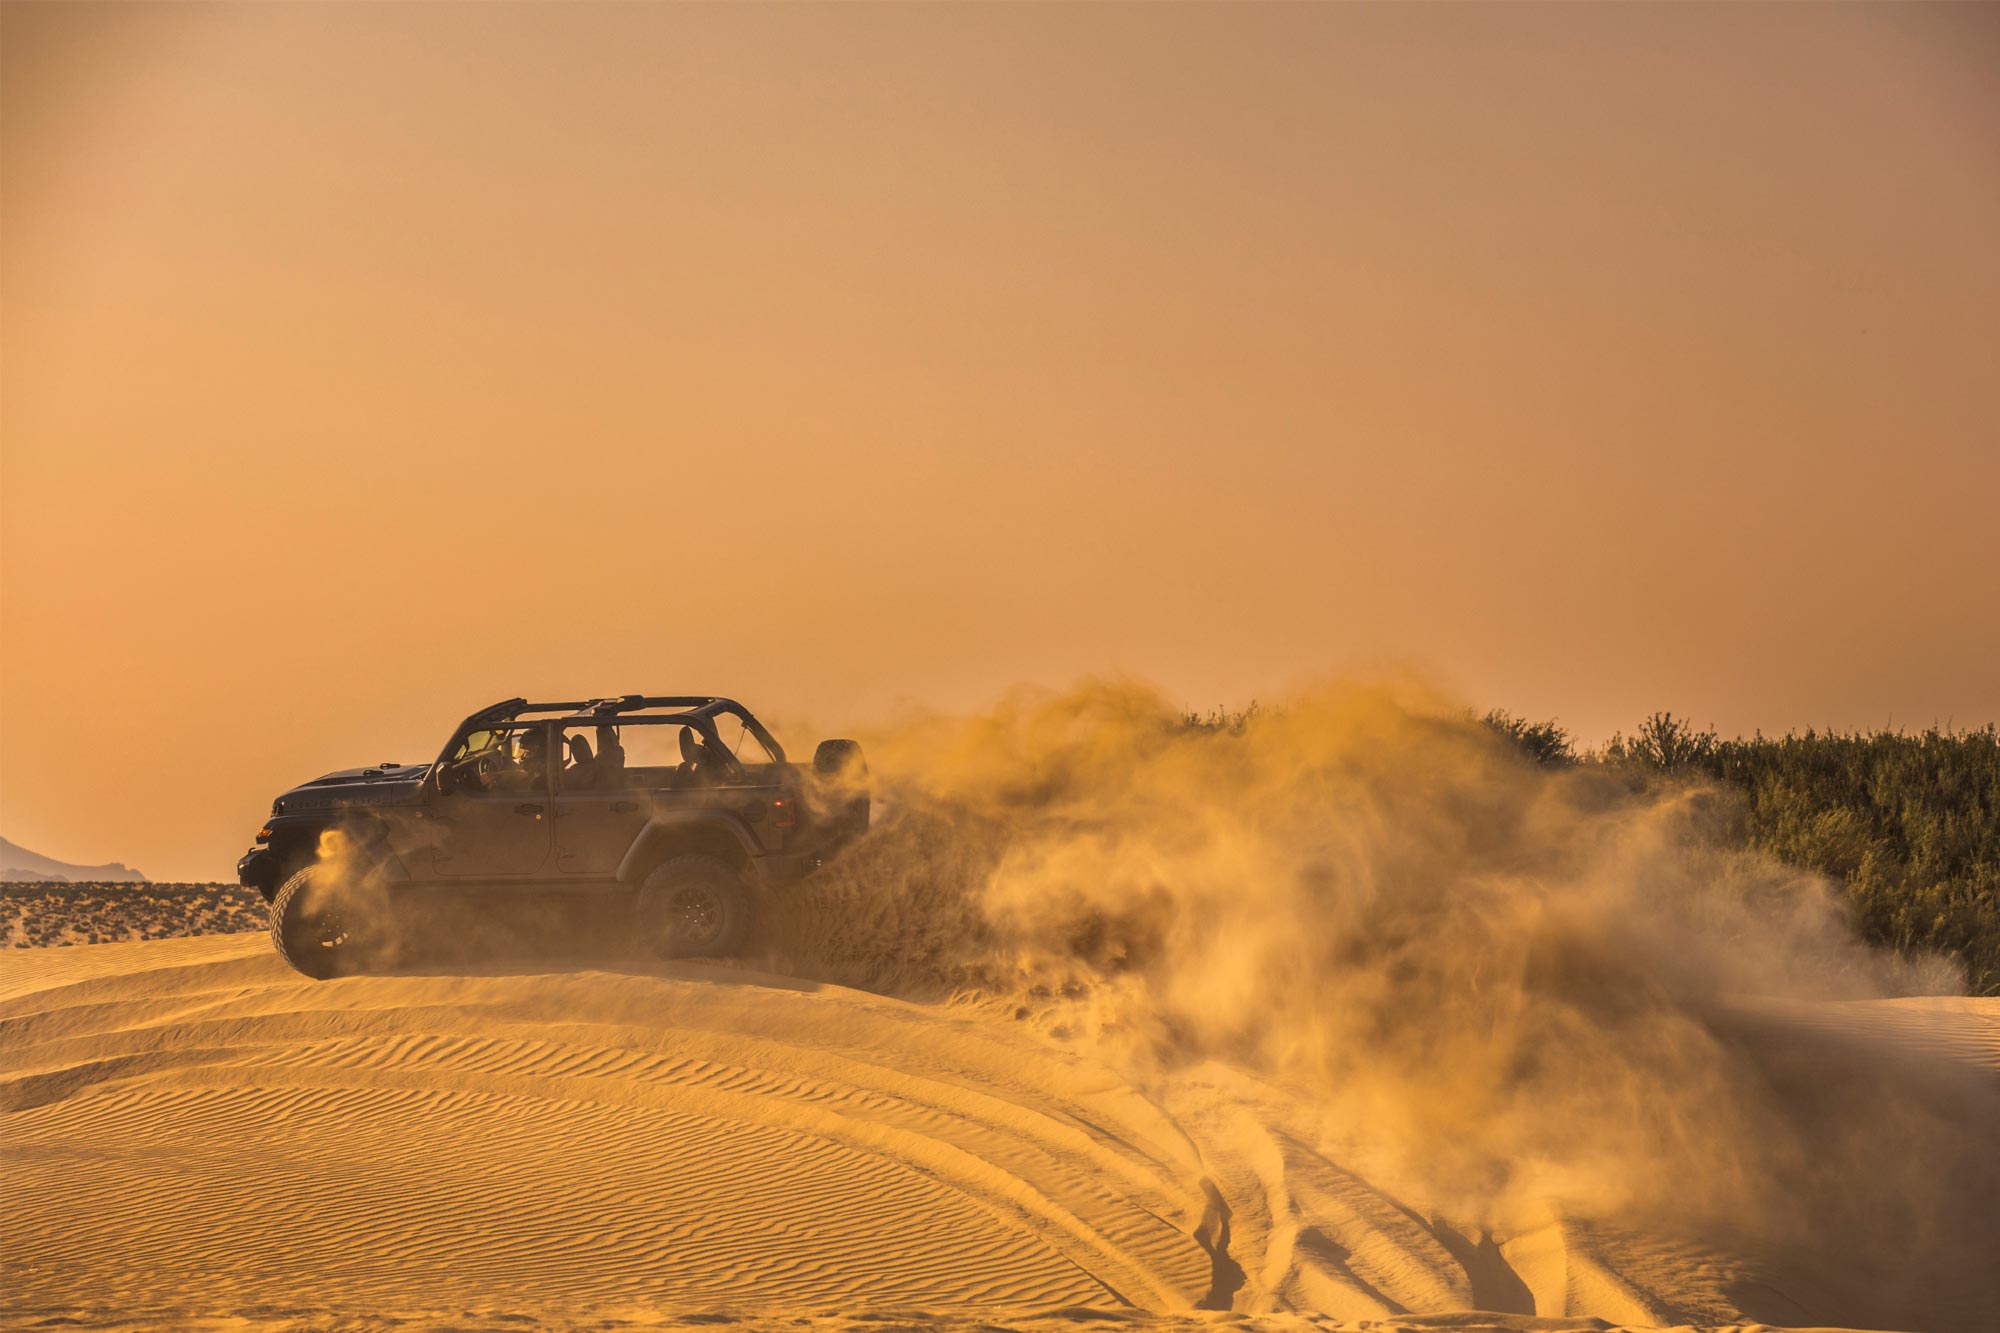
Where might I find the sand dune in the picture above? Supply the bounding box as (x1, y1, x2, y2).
(4, 933, 1996, 1332)
(4, 936, 1213, 1322)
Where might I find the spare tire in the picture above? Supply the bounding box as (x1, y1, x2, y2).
(811, 739, 871, 846)
(637, 854, 753, 959)
(269, 864, 378, 980)
(813, 738, 867, 778)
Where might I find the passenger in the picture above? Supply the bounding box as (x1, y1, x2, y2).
(563, 734, 598, 791)
(675, 726, 708, 786)
(673, 726, 739, 786)
(595, 725, 627, 787)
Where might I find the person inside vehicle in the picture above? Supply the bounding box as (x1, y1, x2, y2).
(675, 726, 706, 785)
(674, 725, 740, 786)
(676, 727, 729, 785)
(595, 724, 626, 787)
(563, 733, 598, 790)
(492, 727, 550, 793)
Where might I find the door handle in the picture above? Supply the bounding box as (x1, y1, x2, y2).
(515, 803, 545, 816)
(611, 801, 638, 814)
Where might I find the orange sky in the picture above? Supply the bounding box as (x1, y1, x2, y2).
(4, 2, 1998, 881)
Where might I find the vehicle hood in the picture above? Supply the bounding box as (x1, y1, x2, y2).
(275, 763, 431, 812)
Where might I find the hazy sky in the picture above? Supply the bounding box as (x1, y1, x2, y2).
(4, 2, 1997, 880)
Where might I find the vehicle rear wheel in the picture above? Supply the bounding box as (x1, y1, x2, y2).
(269, 864, 377, 980)
(637, 854, 753, 959)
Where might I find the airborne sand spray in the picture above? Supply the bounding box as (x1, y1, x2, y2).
(775, 680, 1997, 1304)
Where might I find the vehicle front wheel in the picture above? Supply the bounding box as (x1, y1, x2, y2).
(269, 865, 378, 980)
(637, 854, 753, 959)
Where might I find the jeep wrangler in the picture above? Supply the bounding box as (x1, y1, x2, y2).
(239, 695, 869, 978)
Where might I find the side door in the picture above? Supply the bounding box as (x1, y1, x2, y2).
(551, 722, 654, 876)
(433, 722, 555, 878)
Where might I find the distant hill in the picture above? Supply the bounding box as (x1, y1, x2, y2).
(0, 836, 147, 883)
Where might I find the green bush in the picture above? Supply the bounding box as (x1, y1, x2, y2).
(1601, 718, 2000, 994)
(1189, 702, 1998, 992)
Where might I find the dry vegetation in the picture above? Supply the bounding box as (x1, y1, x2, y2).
(1481, 712, 2000, 994)
(3, 881, 265, 949)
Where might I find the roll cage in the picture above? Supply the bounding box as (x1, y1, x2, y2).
(431, 696, 787, 774)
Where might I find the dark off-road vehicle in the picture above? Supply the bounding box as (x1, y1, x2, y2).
(238, 695, 868, 979)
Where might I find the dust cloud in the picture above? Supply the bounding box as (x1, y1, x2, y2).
(779, 680, 1995, 1278)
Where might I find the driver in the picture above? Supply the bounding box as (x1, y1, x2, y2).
(491, 728, 550, 793)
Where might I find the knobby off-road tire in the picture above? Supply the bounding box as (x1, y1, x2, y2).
(269, 864, 378, 980)
(637, 854, 754, 959)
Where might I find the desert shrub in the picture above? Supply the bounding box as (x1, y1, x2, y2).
(1600, 722, 2000, 994)
(1603, 712, 1721, 771)
(1186, 702, 1997, 992)
(1479, 709, 1576, 767)
(1181, 702, 1260, 735)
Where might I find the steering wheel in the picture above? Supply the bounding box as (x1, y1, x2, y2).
(467, 752, 501, 792)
